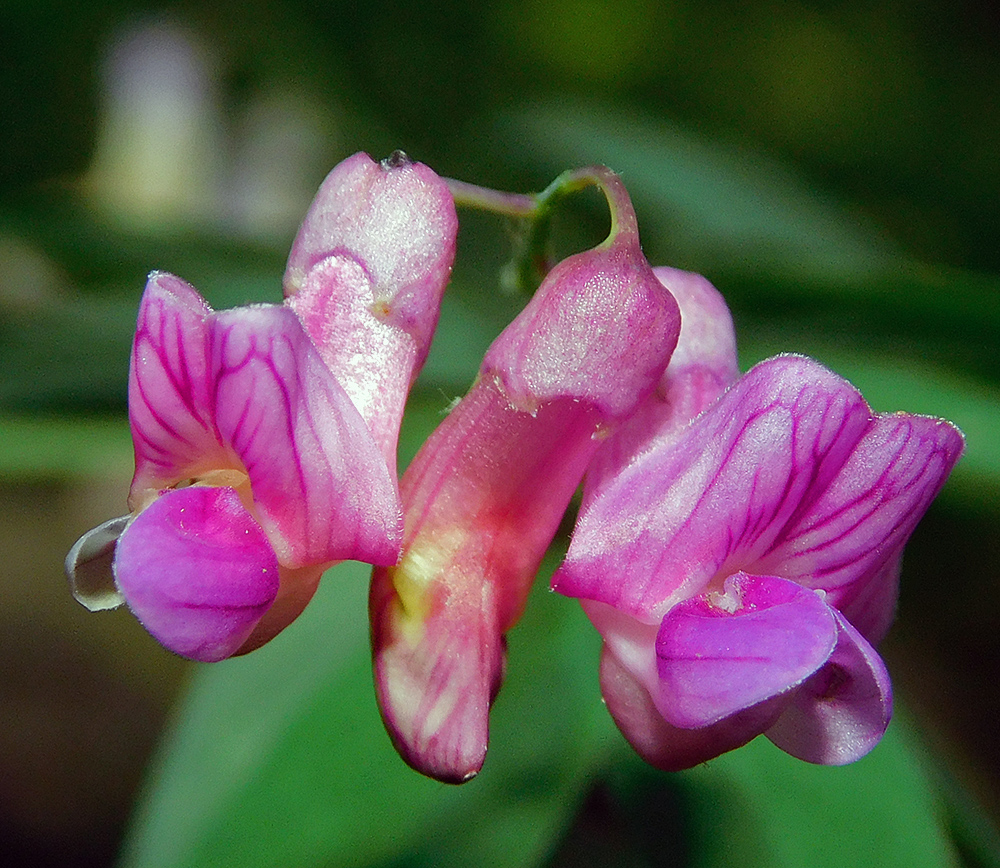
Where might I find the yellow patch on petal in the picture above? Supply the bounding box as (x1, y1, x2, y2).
(389, 526, 468, 638)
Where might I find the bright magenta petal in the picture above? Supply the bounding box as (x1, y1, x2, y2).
(128, 272, 226, 503)
(211, 304, 402, 567)
(766, 609, 892, 764)
(758, 413, 964, 641)
(556, 356, 873, 619)
(114, 486, 279, 662)
(600, 645, 788, 771)
(655, 573, 838, 728)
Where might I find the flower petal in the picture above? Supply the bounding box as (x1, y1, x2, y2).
(838, 557, 900, 647)
(655, 573, 838, 728)
(651, 266, 740, 393)
(766, 609, 892, 764)
(371, 554, 505, 784)
(211, 303, 402, 567)
(584, 266, 739, 491)
(757, 413, 964, 641)
(370, 211, 682, 782)
(113, 486, 280, 662)
(600, 643, 788, 771)
(555, 356, 873, 618)
(128, 272, 225, 504)
(65, 515, 128, 611)
(284, 151, 457, 463)
(284, 152, 457, 357)
(370, 379, 605, 782)
(286, 255, 414, 466)
(482, 242, 681, 419)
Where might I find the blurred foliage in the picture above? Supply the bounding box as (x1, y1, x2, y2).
(1, 0, 998, 866)
(119, 556, 965, 868)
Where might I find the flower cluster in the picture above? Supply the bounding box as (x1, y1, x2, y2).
(67, 153, 962, 781)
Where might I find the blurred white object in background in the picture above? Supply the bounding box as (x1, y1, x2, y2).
(84, 16, 340, 242)
(85, 18, 225, 228)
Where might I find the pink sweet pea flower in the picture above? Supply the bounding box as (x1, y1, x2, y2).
(552, 268, 964, 769)
(67, 152, 457, 661)
(370, 169, 682, 782)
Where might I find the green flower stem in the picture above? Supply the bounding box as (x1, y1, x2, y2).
(445, 179, 537, 218)
(446, 166, 637, 293)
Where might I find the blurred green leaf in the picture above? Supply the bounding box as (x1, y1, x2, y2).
(676, 715, 962, 868)
(721, 269, 1000, 385)
(501, 100, 897, 282)
(2, 192, 286, 293)
(0, 414, 131, 478)
(119, 545, 615, 868)
(0, 298, 136, 411)
(550, 712, 972, 868)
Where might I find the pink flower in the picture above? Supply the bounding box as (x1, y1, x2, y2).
(66, 152, 457, 661)
(370, 171, 682, 782)
(552, 268, 964, 769)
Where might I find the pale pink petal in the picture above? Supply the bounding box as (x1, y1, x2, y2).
(555, 356, 873, 619)
(128, 272, 226, 503)
(766, 609, 892, 764)
(371, 558, 505, 783)
(757, 413, 964, 640)
(584, 266, 739, 490)
(655, 573, 838, 727)
(371, 378, 605, 781)
(651, 266, 740, 393)
(113, 486, 279, 662)
(284, 152, 457, 350)
(65, 515, 128, 611)
(284, 152, 457, 463)
(287, 255, 413, 465)
(578, 598, 661, 701)
(600, 644, 789, 771)
(482, 243, 681, 419)
(210, 304, 402, 568)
